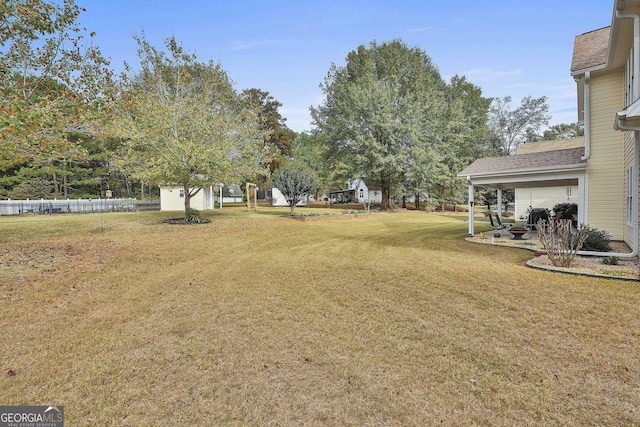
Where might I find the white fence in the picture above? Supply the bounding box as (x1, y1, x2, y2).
(0, 198, 160, 216)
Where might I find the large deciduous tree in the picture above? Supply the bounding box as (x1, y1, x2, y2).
(488, 95, 550, 155)
(311, 40, 447, 210)
(542, 122, 584, 140)
(0, 0, 115, 170)
(418, 75, 492, 209)
(115, 34, 268, 220)
(240, 88, 296, 177)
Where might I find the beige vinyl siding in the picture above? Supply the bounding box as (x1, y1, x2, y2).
(160, 186, 207, 211)
(623, 130, 635, 246)
(588, 70, 625, 240)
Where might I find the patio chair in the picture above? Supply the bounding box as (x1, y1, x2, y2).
(495, 214, 510, 230)
(488, 212, 495, 227)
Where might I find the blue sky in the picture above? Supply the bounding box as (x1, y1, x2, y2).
(80, 1, 614, 133)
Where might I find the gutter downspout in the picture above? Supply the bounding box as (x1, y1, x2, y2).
(581, 71, 591, 161)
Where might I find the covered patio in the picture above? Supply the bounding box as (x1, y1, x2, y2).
(457, 147, 588, 236)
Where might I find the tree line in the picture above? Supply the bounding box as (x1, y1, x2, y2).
(1, 0, 581, 218)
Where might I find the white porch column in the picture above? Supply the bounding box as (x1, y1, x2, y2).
(219, 185, 223, 209)
(497, 189, 503, 222)
(577, 173, 586, 225)
(468, 179, 475, 236)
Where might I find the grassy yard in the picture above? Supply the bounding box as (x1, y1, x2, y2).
(0, 209, 638, 426)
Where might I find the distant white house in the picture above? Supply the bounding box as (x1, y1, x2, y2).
(329, 178, 382, 204)
(223, 184, 245, 203)
(271, 187, 308, 207)
(159, 183, 223, 211)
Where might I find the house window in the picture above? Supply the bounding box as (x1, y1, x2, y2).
(359, 189, 364, 199)
(627, 167, 634, 225)
(626, 47, 636, 107)
(179, 189, 185, 198)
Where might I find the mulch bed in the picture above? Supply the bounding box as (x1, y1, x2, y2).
(162, 217, 211, 224)
(466, 233, 639, 281)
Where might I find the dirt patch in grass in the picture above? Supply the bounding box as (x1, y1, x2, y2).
(0, 211, 639, 425)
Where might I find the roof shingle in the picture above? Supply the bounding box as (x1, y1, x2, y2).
(458, 147, 587, 177)
(571, 27, 610, 73)
(516, 137, 584, 154)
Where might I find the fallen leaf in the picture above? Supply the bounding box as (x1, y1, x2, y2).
(7, 370, 16, 377)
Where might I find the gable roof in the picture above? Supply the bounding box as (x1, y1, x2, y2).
(516, 136, 585, 155)
(571, 27, 610, 73)
(458, 147, 587, 178)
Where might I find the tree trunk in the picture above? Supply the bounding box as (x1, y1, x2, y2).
(184, 185, 191, 220)
(289, 201, 296, 216)
(380, 171, 391, 210)
(63, 174, 68, 198)
(415, 194, 420, 210)
(381, 187, 390, 210)
(52, 172, 59, 197)
(402, 196, 406, 209)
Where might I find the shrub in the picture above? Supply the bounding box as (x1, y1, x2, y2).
(602, 256, 619, 265)
(186, 208, 204, 223)
(581, 227, 612, 252)
(537, 219, 589, 267)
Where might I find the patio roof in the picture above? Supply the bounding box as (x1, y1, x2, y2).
(457, 147, 588, 189)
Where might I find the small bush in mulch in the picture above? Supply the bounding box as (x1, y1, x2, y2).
(581, 227, 612, 252)
(602, 256, 619, 265)
(163, 209, 210, 224)
(162, 217, 211, 225)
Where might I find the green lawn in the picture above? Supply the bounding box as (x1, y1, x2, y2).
(0, 209, 638, 426)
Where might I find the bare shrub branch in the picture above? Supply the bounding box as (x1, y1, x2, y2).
(536, 219, 589, 267)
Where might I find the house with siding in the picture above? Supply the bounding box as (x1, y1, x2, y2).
(328, 178, 382, 204)
(459, 0, 640, 256)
